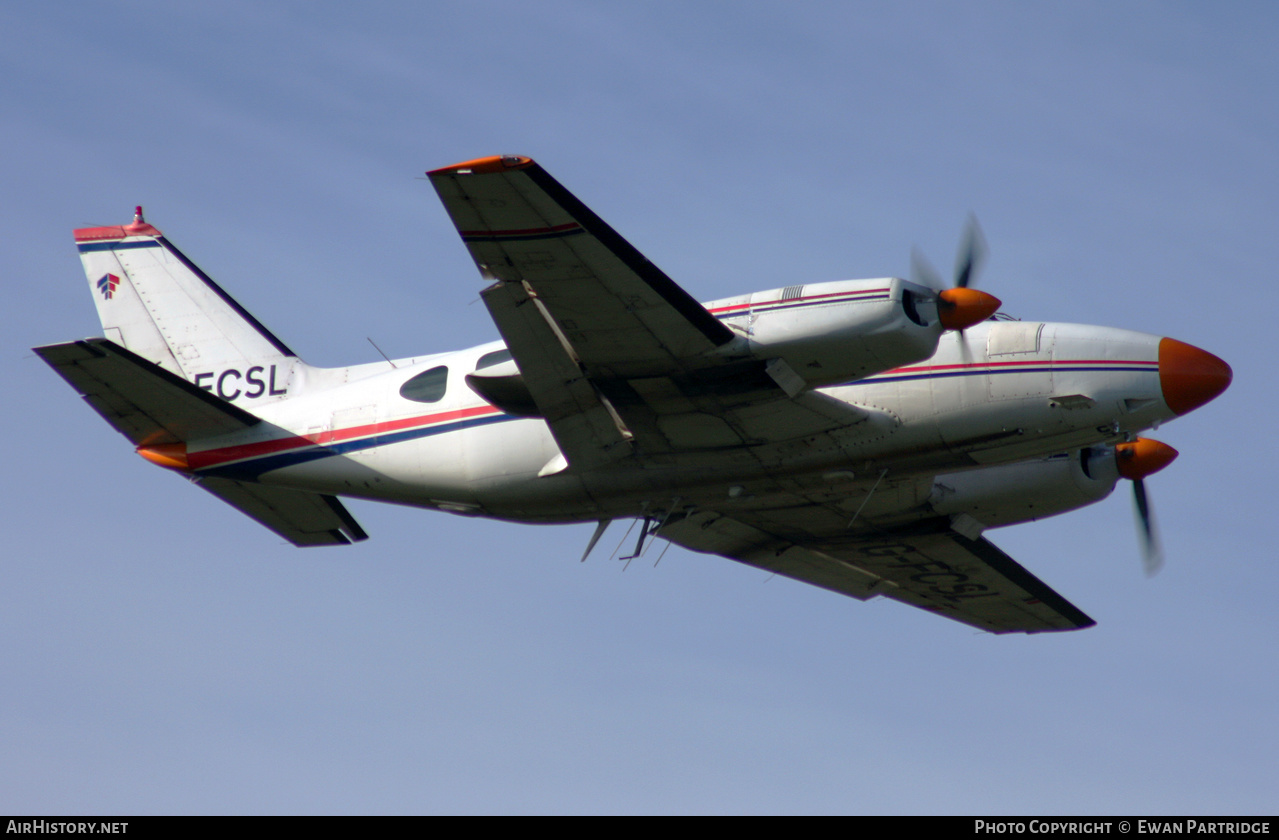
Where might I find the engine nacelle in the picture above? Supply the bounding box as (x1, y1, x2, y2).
(722, 278, 943, 389)
(930, 447, 1120, 529)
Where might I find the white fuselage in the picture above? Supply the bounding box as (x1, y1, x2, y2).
(180, 279, 1167, 532)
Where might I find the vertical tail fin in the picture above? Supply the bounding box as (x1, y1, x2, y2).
(75, 208, 302, 404)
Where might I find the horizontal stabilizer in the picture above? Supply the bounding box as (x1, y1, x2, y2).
(197, 478, 369, 547)
(34, 338, 259, 445)
(37, 338, 367, 547)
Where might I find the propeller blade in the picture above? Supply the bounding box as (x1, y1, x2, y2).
(954, 214, 988, 289)
(1115, 439, 1175, 576)
(1132, 478, 1164, 576)
(911, 247, 945, 292)
(908, 215, 996, 344)
(955, 323, 974, 365)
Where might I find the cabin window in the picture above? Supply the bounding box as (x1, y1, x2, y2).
(400, 366, 448, 403)
(475, 349, 513, 370)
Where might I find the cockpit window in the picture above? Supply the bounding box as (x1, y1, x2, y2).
(399, 366, 448, 403)
(476, 349, 513, 370)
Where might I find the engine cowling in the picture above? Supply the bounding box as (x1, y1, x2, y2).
(729, 277, 944, 389)
(930, 447, 1120, 528)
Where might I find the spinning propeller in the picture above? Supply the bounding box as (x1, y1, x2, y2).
(910, 215, 1002, 333)
(1114, 437, 1179, 576)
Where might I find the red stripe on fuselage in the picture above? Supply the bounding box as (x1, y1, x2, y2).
(189, 404, 503, 469)
(707, 287, 892, 315)
(884, 358, 1157, 375)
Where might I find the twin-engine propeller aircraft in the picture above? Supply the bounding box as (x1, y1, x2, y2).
(37, 155, 1232, 634)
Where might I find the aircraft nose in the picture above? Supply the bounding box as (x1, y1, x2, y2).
(1159, 337, 1232, 415)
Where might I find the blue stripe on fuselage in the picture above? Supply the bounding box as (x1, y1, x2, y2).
(198, 413, 516, 481)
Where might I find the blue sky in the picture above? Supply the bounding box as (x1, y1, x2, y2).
(4, 1, 1276, 814)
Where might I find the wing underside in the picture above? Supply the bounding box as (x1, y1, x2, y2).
(430, 155, 743, 466)
(428, 157, 1090, 631)
(429, 155, 734, 378)
(428, 156, 888, 466)
(660, 511, 1094, 634)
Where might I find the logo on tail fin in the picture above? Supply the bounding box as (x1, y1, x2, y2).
(96, 273, 120, 300)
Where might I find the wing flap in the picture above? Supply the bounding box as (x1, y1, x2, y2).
(660, 511, 882, 601)
(480, 278, 635, 469)
(35, 338, 259, 445)
(197, 478, 368, 547)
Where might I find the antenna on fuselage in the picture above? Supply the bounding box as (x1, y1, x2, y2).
(579, 519, 613, 563)
(367, 337, 397, 368)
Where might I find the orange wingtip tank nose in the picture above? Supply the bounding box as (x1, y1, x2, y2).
(1115, 438, 1178, 481)
(1159, 337, 1232, 416)
(937, 288, 1002, 331)
(136, 443, 190, 471)
(427, 155, 533, 176)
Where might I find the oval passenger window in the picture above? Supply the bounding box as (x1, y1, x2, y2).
(475, 349, 513, 370)
(399, 366, 448, 403)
